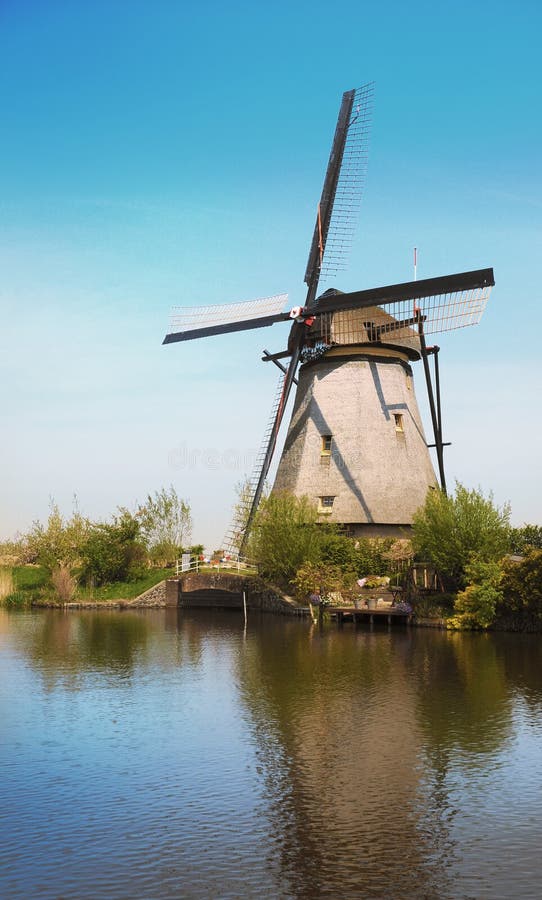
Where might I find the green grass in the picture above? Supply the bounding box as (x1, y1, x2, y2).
(76, 568, 172, 601)
(13, 566, 49, 592)
(8, 565, 172, 604)
(0, 566, 49, 607)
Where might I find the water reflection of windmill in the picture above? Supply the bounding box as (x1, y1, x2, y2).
(163, 84, 494, 552)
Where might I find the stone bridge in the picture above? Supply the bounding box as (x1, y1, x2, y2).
(165, 573, 307, 616)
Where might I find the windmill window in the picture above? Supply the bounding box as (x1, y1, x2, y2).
(394, 414, 404, 433)
(321, 434, 332, 454)
(319, 495, 335, 510)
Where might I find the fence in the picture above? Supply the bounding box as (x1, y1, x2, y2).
(174, 556, 258, 577)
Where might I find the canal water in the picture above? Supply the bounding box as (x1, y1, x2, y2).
(1, 608, 542, 899)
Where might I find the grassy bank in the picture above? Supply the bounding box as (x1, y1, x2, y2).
(2, 566, 172, 606)
(76, 568, 171, 601)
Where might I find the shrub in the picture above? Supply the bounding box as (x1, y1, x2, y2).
(499, 549, 542, 622)
(0, 568, 14, 603)
(354, 538, 394, 577)
(80, 510, 148, 586)
(3, 591, 28, 608)
(414, 593, 455, 619)
(51, 565, 77, 603)
(249, 492, 325, 587)
(293, 562, 357, 604)
(509, 525, 542, 554)
(26, 501, 90, 573)
(148, 540, 180, 568)
(413, 483, 511, 591)
(447, 556, 503, 630)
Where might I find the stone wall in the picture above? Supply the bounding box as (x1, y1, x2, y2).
(125, 580, 166, 607)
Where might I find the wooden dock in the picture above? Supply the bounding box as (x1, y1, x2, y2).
(330, 606, 412, 626)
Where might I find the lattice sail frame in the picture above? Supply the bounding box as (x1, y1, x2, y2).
(167, 294, 288, 338)
(320, 82, 374, 280)
(313, 285, 492, 348)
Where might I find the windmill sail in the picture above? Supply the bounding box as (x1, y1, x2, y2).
(310, 269, 495, 348)
(236, 85, 375, 550)
(164, 294, 288, 344)
(305, 83, 374, 287)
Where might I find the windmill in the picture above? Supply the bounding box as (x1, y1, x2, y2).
(163, 84, 494, 553)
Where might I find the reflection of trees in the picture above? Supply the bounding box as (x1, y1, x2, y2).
(236, 622, 454, 898)
(11, 610, 151, 688)
(13, 609, 246, 691)
(493, 632, 542, 715)
(410, 630, 513, 758)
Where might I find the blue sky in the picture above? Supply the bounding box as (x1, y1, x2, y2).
(1, 0, 540, 548)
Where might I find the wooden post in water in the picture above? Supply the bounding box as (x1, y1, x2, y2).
(242, 590, 247, 627)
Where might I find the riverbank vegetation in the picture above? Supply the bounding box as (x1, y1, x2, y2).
(2, 483, 541, 629)
(0, 486, 195, 606)
(247, 486, 542, 632)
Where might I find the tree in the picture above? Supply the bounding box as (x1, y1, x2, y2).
(499, 549, 542, 622)
(509, 524, 542, 554)
(26, 499, 90, 573)
(137, 486, 192, 566)
(248, 492, 325, 587)
(412, 483, 511, 590)
(80, 510, 147, 586)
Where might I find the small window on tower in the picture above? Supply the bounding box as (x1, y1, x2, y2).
(321, 434, 332, 454)
(394, 413, 404, 433)
(319, 495, 335, 511)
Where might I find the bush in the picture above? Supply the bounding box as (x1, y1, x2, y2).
(293, 562, 357, 605)
(3, 591, 28, 608)
(413, 483, 511, 591)
(447, 557, 503, 630)
(51, 565, 77, 603)
(26, 501, 89, 573)
(499, 549, 542, 623)
(248, 493, 325, 587)
(319, 531, 357, 571)
(414, 593, 455, 619)
(319, 533, 404, 581)
(80, 511, 148, 586)
(353, 538, 395, 577)
(509, 525, 542, 554)
(0, 568, 14, 603)
(148, 540, 180, 568)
